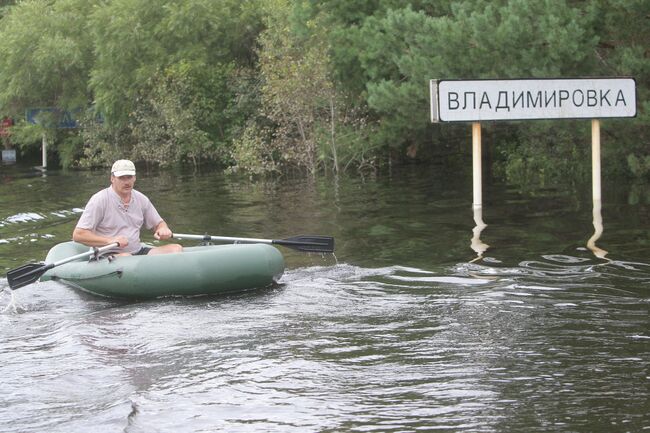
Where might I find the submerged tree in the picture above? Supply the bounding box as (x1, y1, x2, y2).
(239, 0, 380, 175)
(87, 0, 265, 166)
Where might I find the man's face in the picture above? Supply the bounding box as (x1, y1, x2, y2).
(111, 174, 136, 195)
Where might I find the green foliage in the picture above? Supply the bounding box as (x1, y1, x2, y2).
(78, 114, 130, 169)
(0, 0, 110, 164)
(246, 0, 384, 174)
(312, 0, 648, 182)
(228, 123, 279, 175)
(57, 133, 84, 169)
(129, 63, 216, 167)
(0, 0, 646, 182)
(591, 0, 650, 180)
(494, 121, 591, 188)
(0, 0, 268, 169)
(256, 1, 335, 174)
(314, 117, 382, 173)
(7, 121, 50, 151)
(0, 0, 96, 111)
(88, 0, 264, 125)
(343, 0, 602, 162)
(0, 1, 16, 18)
(627, 154, 650, 179)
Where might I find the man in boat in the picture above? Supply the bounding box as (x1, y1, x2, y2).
(72, 159, 183, 256)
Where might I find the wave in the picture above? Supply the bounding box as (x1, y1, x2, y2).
(0, 209, 83, 228)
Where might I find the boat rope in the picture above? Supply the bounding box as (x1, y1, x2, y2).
(51, 269, 123, 281)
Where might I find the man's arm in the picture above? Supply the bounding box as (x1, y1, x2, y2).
(73, 227, 129, 249)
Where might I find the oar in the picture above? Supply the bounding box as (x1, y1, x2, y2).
(6, 242, 119, 290)
(173, 233, 334, 253)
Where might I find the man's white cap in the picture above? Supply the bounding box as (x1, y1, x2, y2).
(111, 159, 136, 177)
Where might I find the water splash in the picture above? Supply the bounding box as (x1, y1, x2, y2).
(1, 288, 19, 314)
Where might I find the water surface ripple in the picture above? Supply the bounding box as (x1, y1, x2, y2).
(1, 165, 649, 432)
(2, 255, 648, 432)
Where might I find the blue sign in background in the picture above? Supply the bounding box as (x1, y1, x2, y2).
(25, 108, 79, 128)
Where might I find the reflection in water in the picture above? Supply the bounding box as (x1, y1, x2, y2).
(470, 206, 489, 262)
(587, 199, 608, 259)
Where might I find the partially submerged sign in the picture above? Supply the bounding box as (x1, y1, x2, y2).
(430, 77, 636, 122)
(2, 149, 16, 164)
(26, 107, 79, 129)
(429, 76, 638, 213)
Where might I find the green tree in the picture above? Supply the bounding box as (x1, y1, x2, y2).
(128, 62, 239, 167)
(0, 0, 17, 19)
(0, 0, 97, 166)
(0, 0, 646, 179)
(0, 0, 95, 112)
(256, 1, 333, 174)
(89, 0, 264, 125)
(85, 0, 266, 167)
(0, 0, 267, 168)
(592, 0, 650, 179)
(350, 1, 600, 160)
(241, 0, 382, 175)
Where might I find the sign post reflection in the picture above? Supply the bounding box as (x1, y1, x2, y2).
(587, 199, 608, 259)
(470, 206, 489, 262)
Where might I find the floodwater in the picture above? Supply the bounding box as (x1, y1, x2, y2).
(0, 162, 648, 432)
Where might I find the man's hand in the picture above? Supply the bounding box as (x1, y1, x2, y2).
(112, 236, 129, 248)
(154, 221, 173, 240)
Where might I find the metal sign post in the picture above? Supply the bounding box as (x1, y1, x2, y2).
(26, 107, 82, 171)
(591, 119, 601, 202)
(42, 134, 47, 169)
(472, 122, 482, 209)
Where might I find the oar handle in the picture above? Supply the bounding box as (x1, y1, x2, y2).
(51, 242, 121, 267)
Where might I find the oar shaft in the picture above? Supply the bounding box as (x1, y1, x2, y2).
(172, 233, 334, 253)
(173, 233, 273, 244)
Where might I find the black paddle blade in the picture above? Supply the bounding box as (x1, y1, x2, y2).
(275, 235, 335, 253)
(6, 263, 51, 290)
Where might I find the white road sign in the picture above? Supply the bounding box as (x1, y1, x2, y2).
(430, 78, 637, 122)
